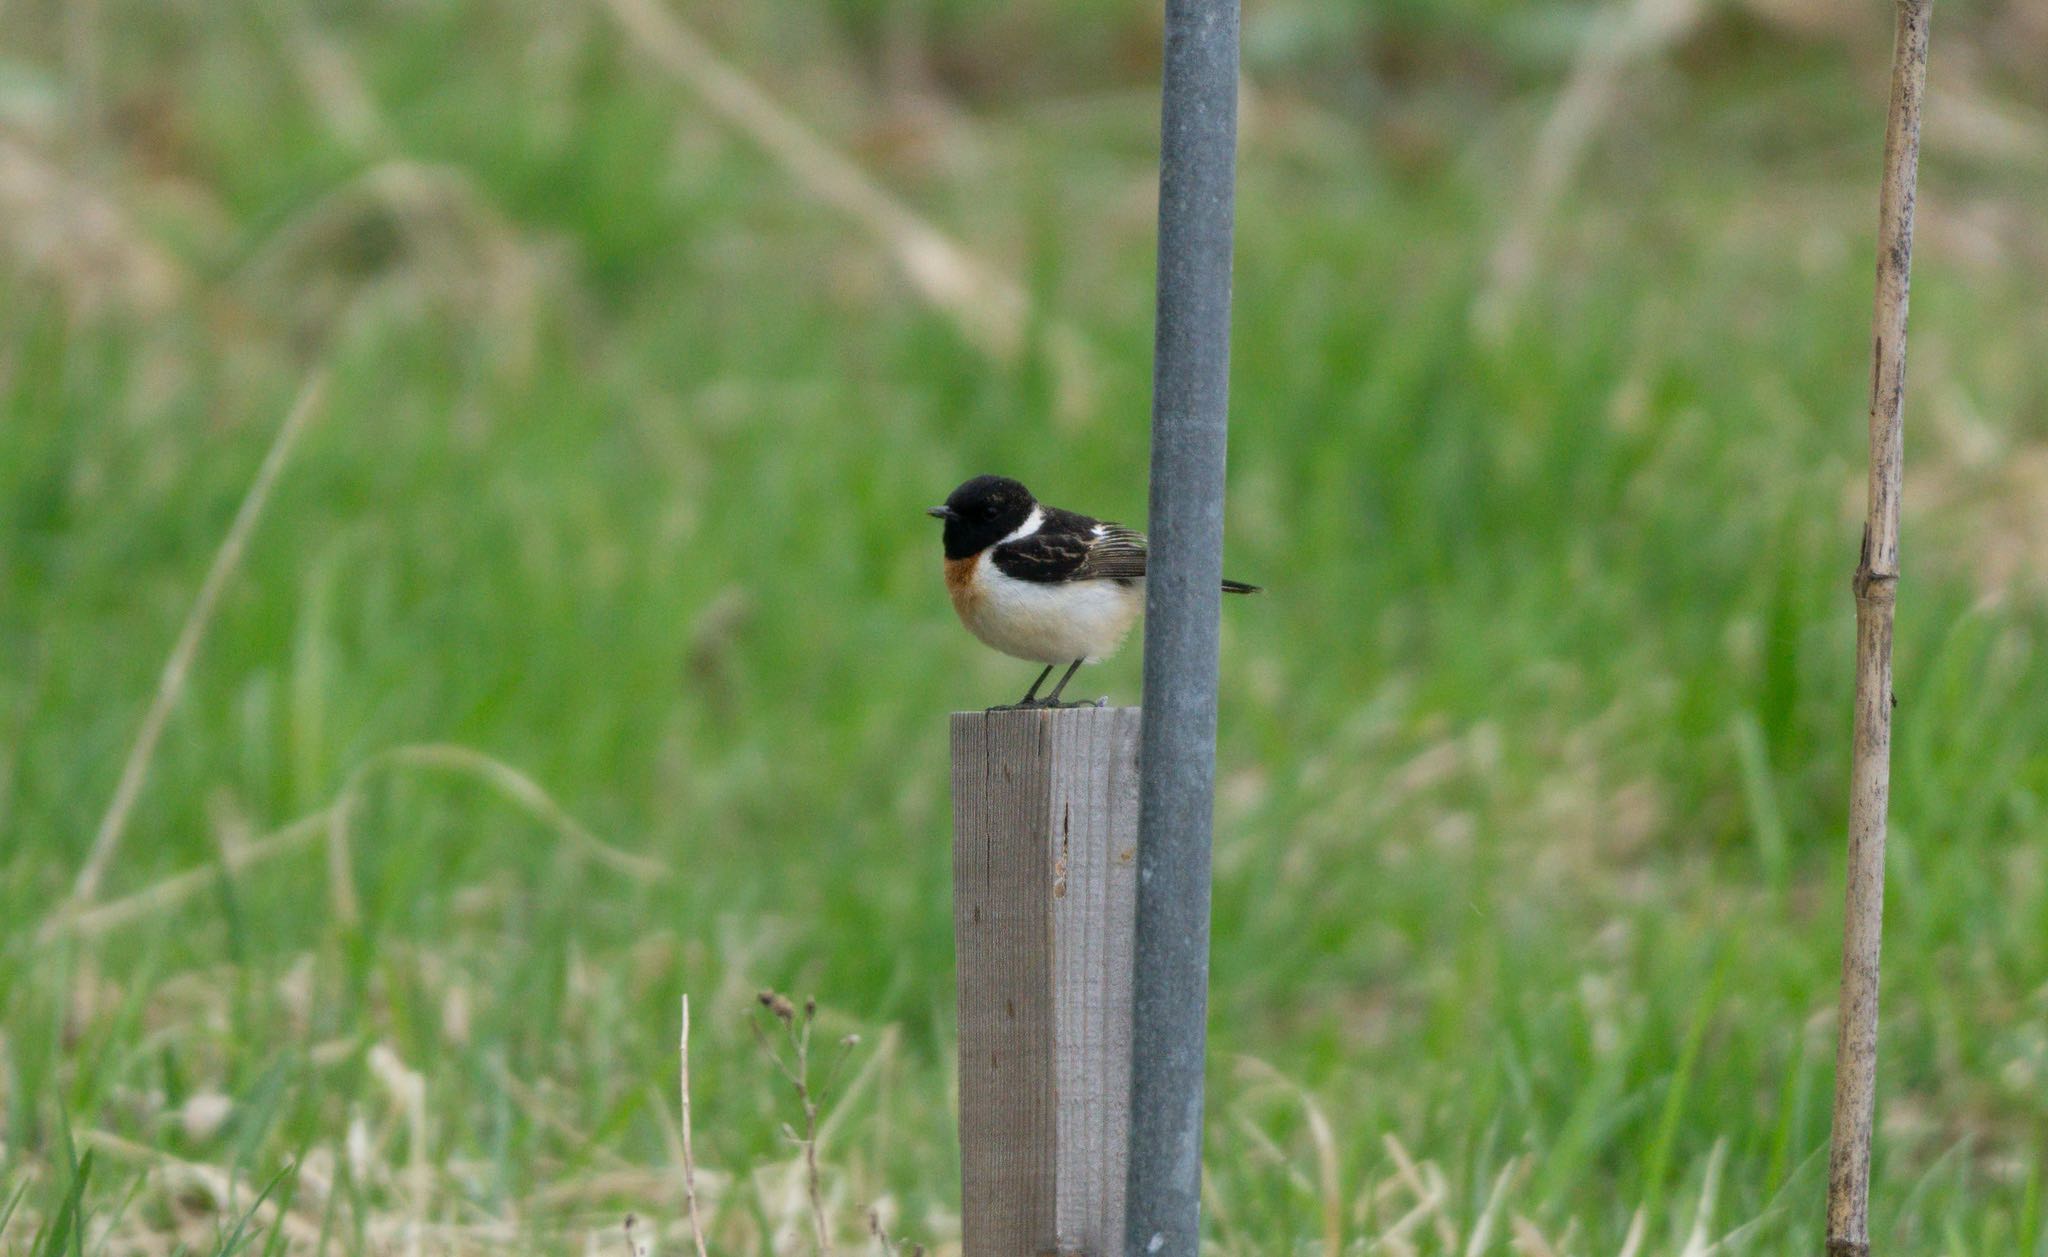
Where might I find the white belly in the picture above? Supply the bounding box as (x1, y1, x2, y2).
(960, 558, 1144, 665)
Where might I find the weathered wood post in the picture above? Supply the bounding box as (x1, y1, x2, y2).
(953, 705, 1142, 1256)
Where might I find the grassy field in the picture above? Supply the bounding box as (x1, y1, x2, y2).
(4, 0, 2048, 1251)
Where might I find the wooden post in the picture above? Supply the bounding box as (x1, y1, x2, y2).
(953, 706, 1141, 1257)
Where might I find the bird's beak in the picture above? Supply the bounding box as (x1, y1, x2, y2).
(926, 505, 954, 520)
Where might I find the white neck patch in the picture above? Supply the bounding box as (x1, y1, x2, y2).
(999, 506, 1044, 544)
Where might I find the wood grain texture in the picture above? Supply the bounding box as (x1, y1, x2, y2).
(953, 706, 1140, 1257)
(1047, 706, 1141, 1254)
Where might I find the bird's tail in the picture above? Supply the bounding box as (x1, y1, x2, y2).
(1222, 579, 1261, 594)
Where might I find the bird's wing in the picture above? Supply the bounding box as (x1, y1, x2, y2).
(1070, 522, 1149, 581)
(991, 511, 1148, 584)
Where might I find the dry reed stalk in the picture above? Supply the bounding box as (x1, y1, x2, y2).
(1825, 4, 1932, 1255)
(70, 373, 329, 906)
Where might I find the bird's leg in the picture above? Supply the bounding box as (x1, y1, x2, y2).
(1041, 659, 1088, 706)
(988, 664, 1055, 711)
(1018, 664, 1055, 706)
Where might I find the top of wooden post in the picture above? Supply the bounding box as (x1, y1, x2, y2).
(952, 704, 1142, 1257)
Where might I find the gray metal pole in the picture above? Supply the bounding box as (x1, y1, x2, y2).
(1124, 0, 1238, 1251)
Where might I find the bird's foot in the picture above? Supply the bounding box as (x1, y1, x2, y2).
(987, 696, 1114, 712)
(984, 696, 1108, 712)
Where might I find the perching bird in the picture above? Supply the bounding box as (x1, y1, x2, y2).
(928, 474, 1259, 708)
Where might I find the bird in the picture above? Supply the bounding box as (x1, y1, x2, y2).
(927, 474, 1259, 708)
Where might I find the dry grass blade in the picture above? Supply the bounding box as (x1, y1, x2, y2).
(80, 1130, 322, 1248)
(1372, 1135, 1448, 1253)
(0, 132, 186, 317)
(70, 372, 330, 906)
(40, 811, 327, 941)
(334, 743, 670, 882)
(368, 1043, 432, 1257)
(1509, 1213, 1562, 1257)
(1827, 4, 1931, 1255)
(0, 642, 48, 840)
(1615, 1206, 1647, 1257)
(813, 1024, 894, 1150)
(325, 783, 363, 926)
(238, 162, 546, 377)
(495, 1065, 638, 1172)
(597, 0, 1033, 365)
(1464, 1159, 1521, 1257)
(680, 994, 711, 1257)
(751, 990, 836, 1254)
(1473, 0, 1705, 337)
(1236, 1055, 1343, 1256)
(274, 9, 395, 154)
(1679, 1137, 1727, 1257)
(48, 739, 655, 941)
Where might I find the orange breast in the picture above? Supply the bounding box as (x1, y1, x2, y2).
(944, 554, 983, 620)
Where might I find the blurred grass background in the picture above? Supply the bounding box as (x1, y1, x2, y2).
(3, 0, 2047, 1251)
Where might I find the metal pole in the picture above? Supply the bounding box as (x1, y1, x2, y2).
(1125, 0, 1238, 1252)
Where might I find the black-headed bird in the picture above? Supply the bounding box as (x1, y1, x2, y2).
(928, 475, 1258, 708)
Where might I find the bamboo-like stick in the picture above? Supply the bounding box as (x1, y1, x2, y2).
(1824, 3, 1932, 1254)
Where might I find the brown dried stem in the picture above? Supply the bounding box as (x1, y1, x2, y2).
(867, 1208, 926, 1257)
(1824, 2, 1932, 1255)
(753, 990, 853, 1256)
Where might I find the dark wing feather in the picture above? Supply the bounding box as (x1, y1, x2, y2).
(990, 508, 1259, 590)
(989, 509, 1147, 584)
(1070, 522, 1148, 581)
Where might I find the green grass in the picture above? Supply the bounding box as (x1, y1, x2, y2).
(3, 0, 2047, 1251)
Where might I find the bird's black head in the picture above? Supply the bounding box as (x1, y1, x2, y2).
(927, 475, 1037, 559)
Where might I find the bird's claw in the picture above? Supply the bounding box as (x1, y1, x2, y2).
(984, 697, 1107, 712)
